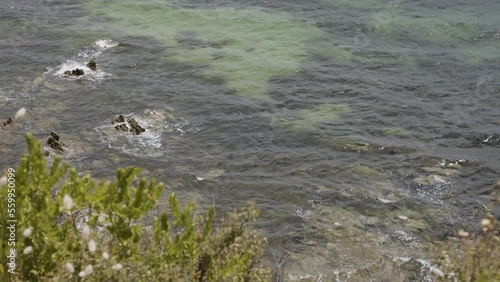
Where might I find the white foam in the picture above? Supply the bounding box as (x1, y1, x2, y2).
(295, 207, 313, 218)
(44, 39, 118, 82)
(50, 59, 111, 81)
(377, 197, 395, 204)
(95, 111, 197, 158)
(94, 39, 119, 50)
(95, 114, 166, 158)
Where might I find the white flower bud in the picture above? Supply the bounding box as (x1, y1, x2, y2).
(88, 239, 97, 253)
(82, 225, 90, 240)
(112, 263, 123, 271)
(0, 176, 7, 187)
(84, 264, 93, 276)
(63, 194, 73, 210)
(102, 252, 110, 259)
(23, 246, 33, 255)
(481, 218, 492, 227)
(15, 107, 26, 120)
(23, 227, 33, 237)
(65, 262, 75, 273)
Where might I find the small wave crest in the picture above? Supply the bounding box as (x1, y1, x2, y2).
(93, 39, 119, 50)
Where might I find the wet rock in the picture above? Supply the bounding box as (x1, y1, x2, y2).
(378, 146, 416, 155)
(405, 218, 430, 232)
(87, 59, 97, 71)
(47, 131, 66, 152)
(443, 133, 500, 148)
(128, 118, 145, 135)
(64, 69, 85, 77)
(330, 139, 416, 154)
(112, 115, 128, 132)
(51, 131, 60, 141)
(413, 175, 447, 186)
(421, 166, 459, 177)
(471, 133, 500, 146)
(112, 115, 146, 135)
(366, 216, 380, 226)
(1, 118, 13, 129)
(341, 256, 431, 282)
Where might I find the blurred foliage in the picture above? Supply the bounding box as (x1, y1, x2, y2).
(0, 133, 270, 281)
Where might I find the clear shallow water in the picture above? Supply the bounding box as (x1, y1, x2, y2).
(1, 0, 499, 280)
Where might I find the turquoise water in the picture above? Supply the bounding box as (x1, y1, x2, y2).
(0, 0, 499, 280)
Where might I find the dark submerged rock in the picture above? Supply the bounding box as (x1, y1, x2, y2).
(87, 59, 97, 71)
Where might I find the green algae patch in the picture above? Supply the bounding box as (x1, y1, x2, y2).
(81, 0, 320, 101)
(271, 104, 349, 132)
(309, 44, 354, 62)
(382, 127, 412, 138)
(350, 164, 382, 177)
(454, 41, 500, 64)
(323, 0, 492, 45)
(371, 10, 483, 44)
(366, 3, 498, 46)
(323, 0, 382, 10)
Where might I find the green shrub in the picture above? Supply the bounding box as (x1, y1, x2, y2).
(0, 133, 271, 281)
(432, 184, 500, 282)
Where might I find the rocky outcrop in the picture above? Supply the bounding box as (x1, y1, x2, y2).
(112, 115, 146, 135)
(435, 132, 500, 147)
(128, 118, 145, 135)
(47, 132, 66, 152)
(64, 69, 85, 77)
(113, 115, 128, 131)
(87, 59, 97, 71)
(1, 118, 13, 129)
(471, 133, 500, 147)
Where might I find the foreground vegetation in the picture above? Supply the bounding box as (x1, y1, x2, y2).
(0, 133, 271, 281)
(433, 184, 500, 281)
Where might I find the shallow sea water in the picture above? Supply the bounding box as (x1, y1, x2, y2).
(0, 0, 499, 280)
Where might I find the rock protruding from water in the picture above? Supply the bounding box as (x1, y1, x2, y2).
(330, 139, 416, 155)
(113, 115, 128, 131)
(128, 118, 146, 135)
(47, 131, 66, 152)
(436, 132, 500, 148)
(112, 115, 146, 135)
(87, 59, 97, 71)
(472, 133, 500, 147)
(1, 118, 13, 129)
(64, 69, 85, 77)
